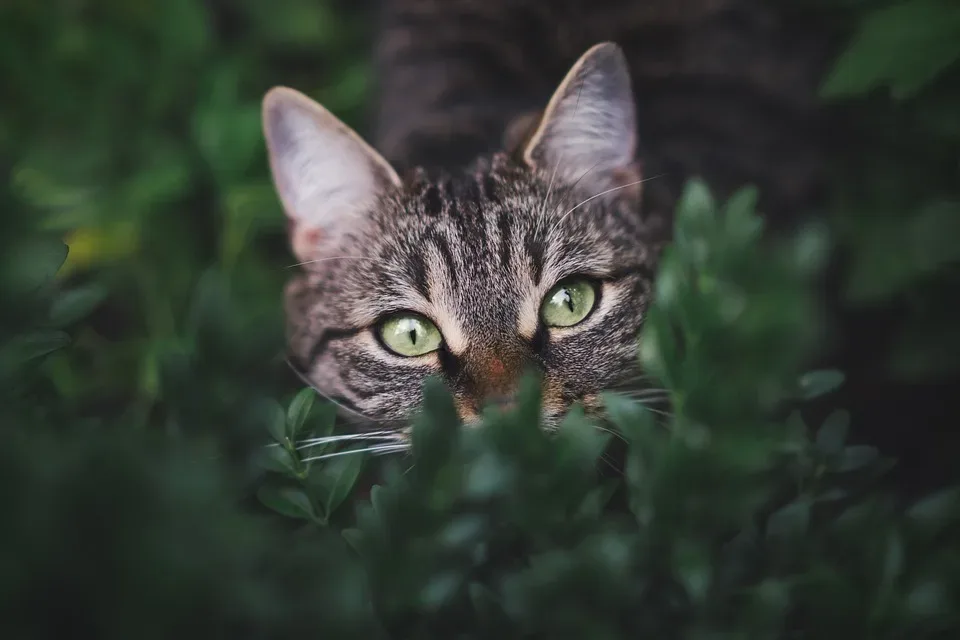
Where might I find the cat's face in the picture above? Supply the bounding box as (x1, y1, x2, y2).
(264, 43, 660, 429)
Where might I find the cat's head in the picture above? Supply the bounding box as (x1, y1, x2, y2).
(263, 43, 661, 430)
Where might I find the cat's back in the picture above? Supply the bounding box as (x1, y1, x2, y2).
(373, 0, 839, 223)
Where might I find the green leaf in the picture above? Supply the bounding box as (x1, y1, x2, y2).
(820, 0, 960, 100)
(766, 499, 811, 539)
(257, 445, 299, 478)
(0, 331, 71, 376)
(906, 487, 960, 534)
(319, 452, 365, 518)
(798, 370, 845, 400)
(48, 283, 108, 326)
(256, 485, 318, 522)
(2, 238, 68, 294)
(262, 400, 288, 447)
(341, 528, 364, 555)
(816, 410, 850, 455)
(286, 388, 316, 439)
(836, 445, 879, 472)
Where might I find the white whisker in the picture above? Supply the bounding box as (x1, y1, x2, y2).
(593, 423, 627, 443)
(553, 174, 664, 232)
(301, 444, 409, 464)
(294, 432, 404, 451)
(285, 256, 376, 269)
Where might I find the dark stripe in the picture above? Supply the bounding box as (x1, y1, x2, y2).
(524, 228, 546, 285)
(305, 326, 365, 368)
(427, 230, 459, 287)
(497, 209, 512, 269)
(481, 173, 500, 203)
(422, 183, 443, 216)
(437, 345, 464, 382)
(407, 250, 432, 300)
(442, 178, 461, 218)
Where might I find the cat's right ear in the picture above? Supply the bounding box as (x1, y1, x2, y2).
(262, 87, 401, 263)
(522, 43, 640, 200)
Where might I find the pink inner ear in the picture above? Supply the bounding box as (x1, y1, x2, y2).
(290, 223, 325, 263)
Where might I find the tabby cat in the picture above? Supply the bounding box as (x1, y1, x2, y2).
(262, 0, 834, 430)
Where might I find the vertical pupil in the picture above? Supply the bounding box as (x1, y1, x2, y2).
(564, 288, 575, 313)
(408, 326, 418, 345)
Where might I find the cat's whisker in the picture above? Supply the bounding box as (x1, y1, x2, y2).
(593, 423, 627, 443)
(553, 174, 664, 232)
(301, 443, 409, 464)
(263, 431, 398, 450)
(291, 432, 405, 451)
(285, 256, 377, 269)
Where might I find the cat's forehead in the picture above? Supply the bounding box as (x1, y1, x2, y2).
(336, 161, 628, 333)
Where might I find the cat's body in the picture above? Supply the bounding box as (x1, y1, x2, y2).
(264, 0, 838, 430)
(372, 0, 837, 227)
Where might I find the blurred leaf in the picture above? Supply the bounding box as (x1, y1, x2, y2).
(48, 283, 108, 327)
(1, 238, 68, 293)
(257, 485, 318, 522)
(820, 0, 960, 99)
(0, 331, 70, 376)
(816, 410, 850, 455)
(317, 451, 365, 519)
(798, 369, 846, 400)
(836, 445, 880, 472)
(766, 498, 811, 539)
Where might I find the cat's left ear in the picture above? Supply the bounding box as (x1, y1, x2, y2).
(262, 87, 401, 263)
(523, 42, 641, 199)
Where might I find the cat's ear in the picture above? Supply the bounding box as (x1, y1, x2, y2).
(523, 42, 640, 198)
(262, 87, 401, 263)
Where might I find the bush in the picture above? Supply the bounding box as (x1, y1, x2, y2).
(3, 178, 959, 638)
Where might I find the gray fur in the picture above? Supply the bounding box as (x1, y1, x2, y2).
(272, 44, 665, 429)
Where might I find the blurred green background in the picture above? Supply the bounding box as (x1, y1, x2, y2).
(3, 0, 378, 424)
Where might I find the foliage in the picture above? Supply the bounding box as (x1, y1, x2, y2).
(1, 0, 959, 638)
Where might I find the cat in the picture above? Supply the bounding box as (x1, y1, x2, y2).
(266, 44, 660, 429)
(262, 0, 836, 431)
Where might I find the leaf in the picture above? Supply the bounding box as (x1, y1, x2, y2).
(411, 377, 459, 476)
(2, 238, 68, 294)
(0, 331, 71, 376)
(815, 410, 850, 455)
(320, 452, 365, 517)
(906, 487, 960, 534)
(48, 283, 108, 326)
(836, 445, 880, 472)
(257, 445, 299, 478)
(798, 370, 845, 400)
(820, 0, 960, 100)
(766, 499, 811, 539)
(256, 485, 318, 522)
(285, 388, 315, 439)
(341, 528, 364, 555)
(262, 400, 288, 447)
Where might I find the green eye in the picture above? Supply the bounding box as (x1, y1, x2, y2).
(541, 278, 598, 327)
(378, 313, 443, 356)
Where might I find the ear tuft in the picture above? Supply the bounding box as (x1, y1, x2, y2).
(262, 87, 401, 262)
(523, 42, 639, 197)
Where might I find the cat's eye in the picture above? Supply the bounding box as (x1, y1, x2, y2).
(378, 313, 443, 357)
(540, 278, 598, 327)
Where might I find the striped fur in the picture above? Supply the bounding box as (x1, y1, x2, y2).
(284, 152, 661, 426)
